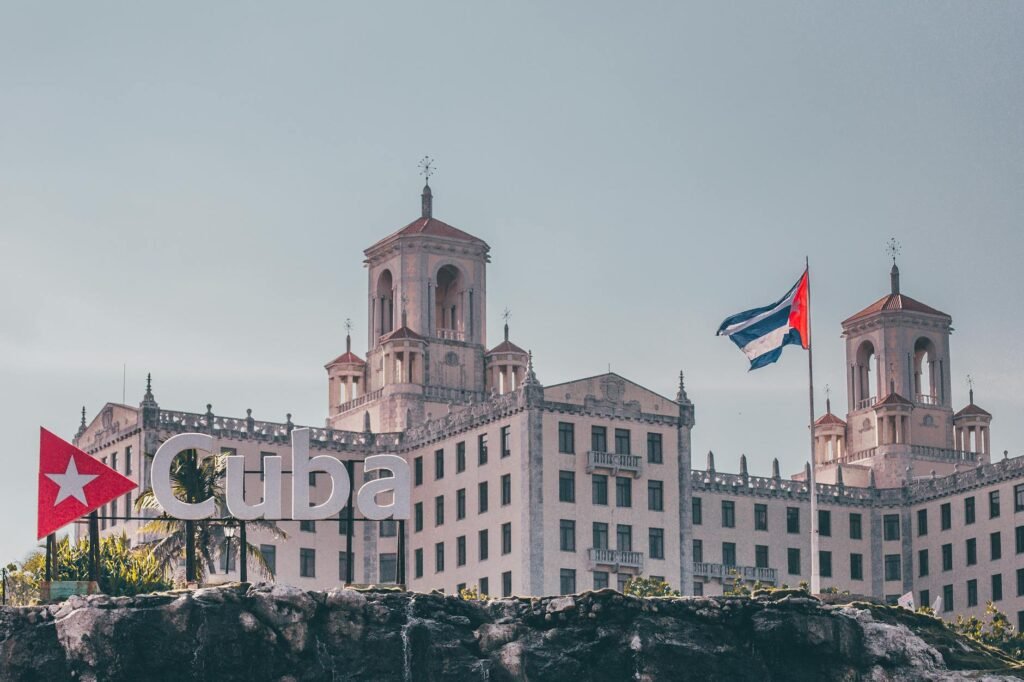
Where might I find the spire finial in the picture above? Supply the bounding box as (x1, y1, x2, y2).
(345, 318, 353, 352)
(400, 294, 408, 327)
(525, 349, 539, 385)
(419, 156, 435, 219)
(967, 374, 974, 405)
(143, 373, 154, 402)
(502, 307, 511, 342)
(825, 384, 831, 414)
(676, 370, 689, 402)
(887, 237, 901, 295)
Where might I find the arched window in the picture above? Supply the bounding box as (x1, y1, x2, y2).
(913, 337, 937, 403)
(855, 340, 876, 407)
(435, 265, 463, 339)
(376, 270, 394, 335)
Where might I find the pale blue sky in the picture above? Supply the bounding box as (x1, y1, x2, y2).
(1, 2, 1022, 563)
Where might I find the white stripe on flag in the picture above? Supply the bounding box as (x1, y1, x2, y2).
(720, 287, 797, 336)
(741, 325, 789, 362)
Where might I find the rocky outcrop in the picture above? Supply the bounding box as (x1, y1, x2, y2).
(0, 585, 1020, 681)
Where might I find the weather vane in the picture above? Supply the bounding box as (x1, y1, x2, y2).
(886, 237, 901, 264)
(502, 307, 511, 324)
(967, 374, 974, 392)
(344, 318, 352, 335)
(418, 156, 435, 182)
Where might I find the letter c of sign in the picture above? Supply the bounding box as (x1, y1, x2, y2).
(151, 433, 217, 520)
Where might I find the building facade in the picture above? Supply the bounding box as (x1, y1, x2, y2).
(71, 182, 1024, 629)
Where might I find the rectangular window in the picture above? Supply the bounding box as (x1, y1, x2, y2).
(559, 471, 576, 503)
(480, 577, 489, 596)
(501, 474, 512, 506)
(991, 531, 1002, 561)
(722, 542, 736, 566)
(648, 480, 664, 512)
(920, 590, 930, 610)
(593, 571, 609, 590)
(502, 522, 512, 554)
(558, 422, 575, 454)
(380, 519, 397, 537)
(884, 554, 901, 582)
(593, 522, 609, 550)
(414, 549, 423, 579)
(649, 528, 665, 560)
(414, 502, 423, 532)
(380, 553, 398, 583)
(693, 581, 704, 596)
(339, 517, 351, 535)
(478, 433, 489, 465)
(693, 539, 703, 563)
(111, 497, 118, 525)
(435, 495, 445, 526)
(456, 441, 466, 473)
(992, 573, 1003, 601)
(820, 550, 833, 578)
(754, 504, 768, 531)
(592, 475, 608, 505)
(989, 489, 1000, 518)
(309, 471, 318, 487)
(919, 549, 930, 577)
(1015, 484, 1024, 512)
(500, 425, 511, 458)
(339, 551, 350, 582)
(883, 514, 900, 541)
(819, 510, 831, 537)
(615, 477, 632, 508)
(967, 578, 978, 608)
(125, 445, 132, 475)
(435, 542, 445, 572)
(414, 456, 423, 486)
(560, 569, 576, 595)
(479, 481, 489, 514)
(560, 520, 576, 552)
(502, 571, 512, 597)
(1019, 568, 1024, 597)
(591, 426, 607, 452)
(299, 548, 316, 578)
(692, 497, 703, 525)
(966, 538, 977, 566)
(457, 489, 466, 520)
(614, 428, 631, 454)
(849, 512, 863, 540)
(260, 452, 274, 481)
(941, 502, 951, 530)
(647, 433, 663, 463)
(616, 524, 633, 552)
(1016, 525, 1024, 554)
(300, 520, 315, 533)
(965, 496, 976, 525)
(755, 544, 769, 569)
(787, 507, 800, 534)
(722, 500, 736, 528)
(788, 548, 801, 575)
(617, 574, 629, 593)
(435, 449, 445, 480)
(943, 584, 953, 612)
(479, 529, 489, 561)
(942, 543, 953, 571)
(851, 553, 864, 581)
(261, 545, 276, 575)
(457, 536, 466, 567)
(917, 508, 928, 536)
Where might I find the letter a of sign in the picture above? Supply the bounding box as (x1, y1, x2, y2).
(37, 427, 137, 539)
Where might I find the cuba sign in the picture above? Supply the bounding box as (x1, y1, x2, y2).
(151, 428, 410, 521)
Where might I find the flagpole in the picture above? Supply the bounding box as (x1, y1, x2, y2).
(805, 256, 820, 595)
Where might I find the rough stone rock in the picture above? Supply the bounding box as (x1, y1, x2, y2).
(0, 586, 1020, 681)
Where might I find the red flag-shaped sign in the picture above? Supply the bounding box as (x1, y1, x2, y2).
(37, 427, 137, 539)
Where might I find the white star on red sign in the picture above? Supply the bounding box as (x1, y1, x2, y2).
(45, 457, 97, 505)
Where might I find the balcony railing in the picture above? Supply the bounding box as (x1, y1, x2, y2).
(855, 396, 877, 410)
(692, 562, 778, 585)
(436, 328, 466, 342)
(915, 393, 940, 406)
(334, 388, 383, 415)
(586, 451, 643, 478)
(588, 548, 644, 572)
(910, 445, 978, 462)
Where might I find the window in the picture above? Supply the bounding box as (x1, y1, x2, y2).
(591, 426, 607, 452)
(787, 507, 800, 534)
(435, 495, 444, 526)
(260, 545, 276, 575)
(457, 536, 467, 566)
(593, 571, 609, 590)
(380, 520, 397, 537)
(478, 434, 489, 465)
(820, 551, 833, 578)
(942, 584, 953, 612)
(990, 490, 1000, 519)
(722, 500, 736, 528)
(1017, 525, 1024, 554)
(111, 452, 118, 473)
(754, 504, 768, 531)
(480, 577, 489, 596)
(592, 475, 608, 505)
(435, 542, 445, 572)
(920, 590, 930, 610)
(593, 523, 609, 549)
(964, 496, 976, 525)
(617, 574, 630, 593)
(940, 502, 951, 530)
(259, 451, 274, 481)
(967, 579, 978, 608)
(788, 548, 801, 575)
(380, 553, 398, 583)
(457, 583, 466, 594)
(755, 545, 768, 569)
(849, 513, 862, 540)
(917, 508, 928, 536)
(919, 549, 930, 577)
(457, 489, 466, 520)
(851, 553, 864, 581)
(992, 573, 1003, 601)
(560, 569, 576, 595)
(722, 542, 736, 566)
(414, 456, 423, 486)
(414, 549, 423, 579)
(692, 497, 703, 525)
(500, 425, 511, 458)
(479, 481, 489, 513)
(991, 531, 1002, 561)
(1019, 568, 1024, 597)
(819, 510, 831, 537)
(1015, 484, 1024, 512)
(501, 474, 512, 506)
(647, 433, 663, 464)
(560, 520, 576, 552)
(649, 528, 665, 560)
(966, 538, 977, 566)
(339, 517, 351, 535)
(502, 571, 512, 597)
(884, 554, 901, 581)
(300, 520, 315, 533)
(616, 524, 632, 552)
(616, 477, 632, 507)
(110, 497, 118, 525)
(883, 514, 900, 541)
(693, 539, 704, 563)
(414, 502, 423, 532)
(558, 422, 575, 454)
(435, 449, 445, 480)
(942, 543, 953, 571)
(309, 471, 318, 487)
(502, 522, 512, 554)
(340, 551, 351, 582)
(559, 471, 576, 503)
(648, 480, 664, 512)
(125, 446, 132, 475)
(614, 428, 631, 454)
(479, 530, 489, 560)
(300, 548, 316, 578)
(456, 441, 466, 473)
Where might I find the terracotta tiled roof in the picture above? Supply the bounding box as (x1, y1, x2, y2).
(815, 412, 846, 427)
(876, 392, 913, 407)
(369, 217, 487, 252)
(381, 326, 426, 342)
(325, 351, 365, 368)
(843, 293, 949, 325)
(487, 339, 527, 355)
(954, 403, 991, 418)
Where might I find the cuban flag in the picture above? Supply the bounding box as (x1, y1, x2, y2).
(717, 270, 810, 370)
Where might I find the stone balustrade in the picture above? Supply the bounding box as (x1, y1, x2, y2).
(693, 562, 778, 585)
(588, 548, 644, 572)
(586, 451, 643, 477)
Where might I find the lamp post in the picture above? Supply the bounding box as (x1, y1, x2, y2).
(223, 523, 236, 579)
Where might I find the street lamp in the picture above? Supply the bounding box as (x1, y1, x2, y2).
(223, 523, 236, 578)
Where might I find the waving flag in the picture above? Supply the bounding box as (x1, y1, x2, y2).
(717, 269, 810, 370)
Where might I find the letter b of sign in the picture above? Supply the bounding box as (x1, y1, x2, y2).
(291, 429, 350, 520)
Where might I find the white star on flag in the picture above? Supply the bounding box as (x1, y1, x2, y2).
(45, 457, 97, 506)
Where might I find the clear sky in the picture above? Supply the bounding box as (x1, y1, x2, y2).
(1, 2, 1022, 564)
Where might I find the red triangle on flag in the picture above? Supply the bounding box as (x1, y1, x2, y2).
(38, 427, 138, 539)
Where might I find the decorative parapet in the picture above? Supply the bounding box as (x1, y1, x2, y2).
(400, 388, 528, 449)
(906, 453, 1024, 504)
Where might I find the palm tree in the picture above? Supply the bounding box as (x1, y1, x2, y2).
(134, 449, 285, 584)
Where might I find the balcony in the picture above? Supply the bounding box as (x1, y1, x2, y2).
(692, 562, 778, 585)
(915, 393, 940, 406)
(855, 396, 877, 410)
(586, 451, 643, 478)
(588, 548, 644, 572)
(436, 328, 466, 342)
